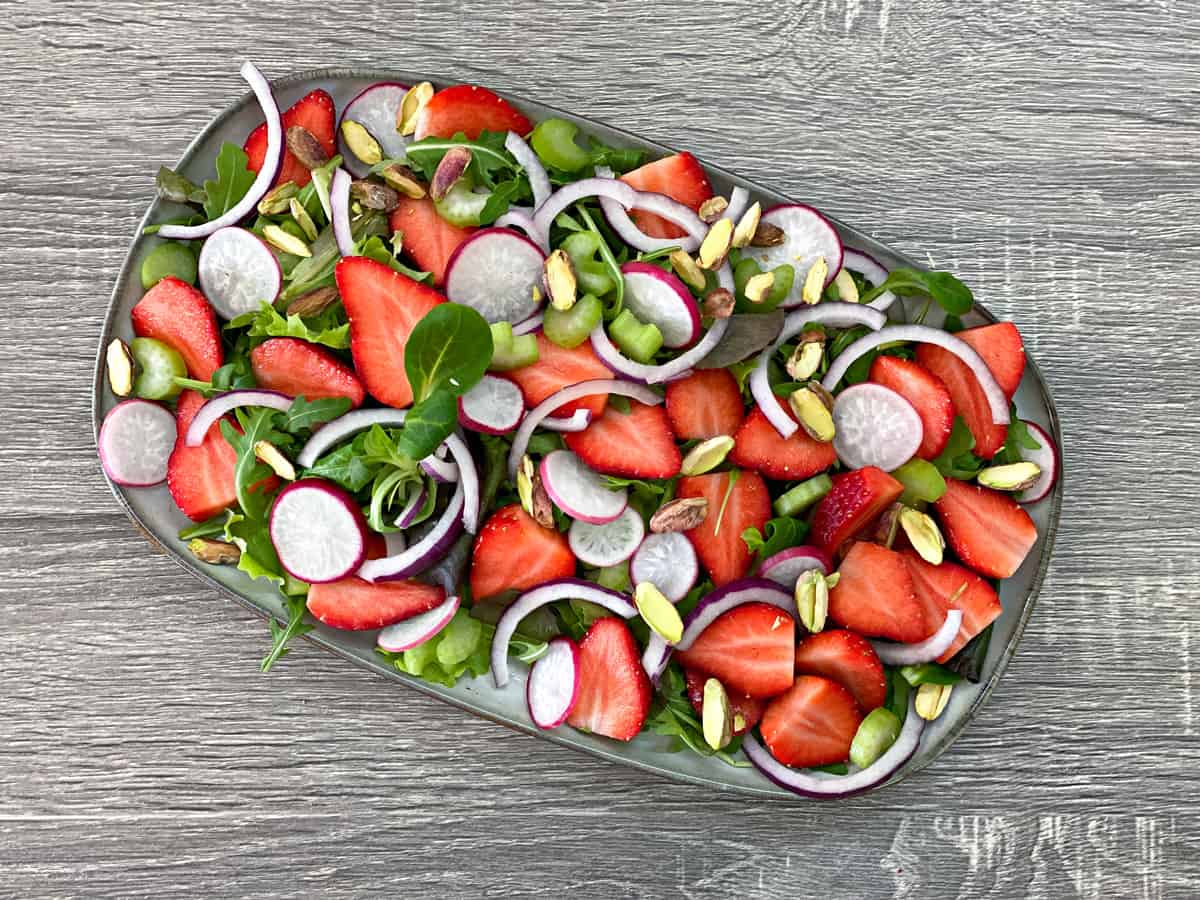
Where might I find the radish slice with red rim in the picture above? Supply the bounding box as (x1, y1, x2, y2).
(269, 480, 367, 583)
(491, 577, 637, 687)
(832, 382, 924, 471)
(630, 532, 698, 603)
(444, 228, 546, 324)
(377, 594, 460, 652)
(619, 262, 702, 349)
(871, 610, 963, 665)
(184, 389, 293, 447)
(842, 248, 897, 311)
(504, 131, 551, 210)
(677, 579, 795, 652)
(589, 317, 730, 384)
(337, 82, 411, 178)
(98, 399, 176, 487)
(297, 409, 408, 468)
(1016, 421, 1059, 503)
(526, 636, 581, 729)
(197, 227, 282, 319)
(331, 167, 355, 258)
(539, 409, 592, 432)
(458, 374, 523, 434)
(752, 204, 844, 308)
(758, 546, 832, 589)
(494, 206, 549, 252)
(358, 480, 465, 582)
(568, 506, 645, 567)
(540, 450, 627, 524)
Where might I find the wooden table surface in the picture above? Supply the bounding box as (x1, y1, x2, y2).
(3, 1, 1198, 897)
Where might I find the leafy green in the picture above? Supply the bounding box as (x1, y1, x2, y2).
(859, 268, 974, 316)
(944, 623, 994, 683)
(202, 142, 257, 221)
(741, 516, 810, 563)
(304, 439, 376, 491)
(884, 667, 911, 724)
(219, 408, 291, 522)
(404, 131, 516, 189)
(900, 662, 963, 687)
(378, 609, 492, 687)
(156, 166, 207, 205)
(218, 509, 284, 586)
(261, 594, 315, 672)
(357, 235, 431, 283)
(643, 665, 749, 767)
(276, 396, 353, 433)
(173, 353, 257, 396)
(992, 414, 1042, 466)
(228, 301, 351, 350)
(395, 390, 459, 461)
(931, 416, 987, 480)
(575, 205, 625, 314)
(479, 177, 529, 225)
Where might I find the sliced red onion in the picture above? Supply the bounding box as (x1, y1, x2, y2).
(441, 433, 480, 534)
(725, 186, 751, 223)
(331, 167, 355, 258)
(184, 389, 292, 447)
(491, 577, 637, 687)
(512, 312, 544, 336)
(758, 546, 832, 589)
(539, 409, 592, 432)
(504, 132, 551, 211)
(394, 482, 429, 529)
(589, 317, 730, 385)
(676, 579, 795, 652)
(749, 302, 889, 439)
(743, 695, 925, 798)
(641, 632, 672, 684)
(507, 378, 662, 479)
(594, 164, 705, 252)
(420, 454, 459, 484)
(358, 479, 464, 582)
(158, 62, 282, 240)
(842, 249, 897, 311)
(821, 325, 1010, 425)
(377, 594, 460, 652)
(494, 206, 549, 252)
(532, 176, 639, 237)
(297, 409, 408, 468)
(871, 610, 964, 665)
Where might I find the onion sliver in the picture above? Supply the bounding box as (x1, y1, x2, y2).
(440, 433, 480, 534)
(512, 312, 544, 336)
(641, 632, 672, 684)
(532, 176, 639, 237)
(491, 578, 637, 687)
(184, 389, 292, 447)
(505, 132, 551, 210)
(742, 695, 925, 798)
(871, 610, 964, 665)
(589, 317, 730, 385)
(593, 164, 704, 253)
(358, 479, 465, 583)
(420, 455, 459, 484)
(507, 378, 662, 479)
(494, 206, 549, 252)
(676, 579, 794, 652)
(842, 249, 897, 311)
(725, 186, 751, 223)
(158, 62, 282, 240)
(540, 409, 593, 432)
(297, 409, 408, 467)
(331, 167, 355, 258)
(821, 324, 1010, 426)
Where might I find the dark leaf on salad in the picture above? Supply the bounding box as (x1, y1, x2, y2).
(696, 310, 786, 369)
(156, 166, 207, 205)
(944, 623, 994, 683)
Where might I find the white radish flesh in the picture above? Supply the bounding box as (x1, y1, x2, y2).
(568, 507, 645, 567)
(197, 227, 282, 320)
(619, 262, 702, 348)
(832, 382, 924, 471)
(98, 400, 176, 487)
(752, 204, 844, 307)
(629, 532, 698, 603)
(377, 594, 461, 652)
(269, 480, 367, 583)
(526, 637, 581, 729)
(338, 82, 412, 177)
(458, 374, 524, 434)
(1016, 420, 1059, 503)
(445, 228, 546, 324)
(539, 450, 627, 524)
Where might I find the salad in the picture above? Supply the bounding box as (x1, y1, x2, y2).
(97, 62, 1059, 798)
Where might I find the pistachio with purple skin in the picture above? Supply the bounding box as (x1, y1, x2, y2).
(350, 179, 401, 212)
(430, 146, 472, 201)
(286, 125, 330, 169)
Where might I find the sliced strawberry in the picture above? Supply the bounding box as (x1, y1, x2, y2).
(307, 578, 445, 630)
(674, 602, 795, 698)
(563, 401, 681, 479)
(620, 152, 714, 240)
(729, 406, 838, 482)
(389, 196, 475, 286)
(760, 675, 863, 769)
(903, 550, 1002, 662)
(868, 356, 954, 460)
(683, 667, 766, 735)
(414, 84, 533, 141)
(960, 323, 1026, 398)
(566, 617, 652, 741)
(793, 630, 887, 713)
(335, 256, 445, 409)
(828, 541, 932, 643)
(810, 466, 904, 556)
(506, 332, 611, 419)
(244, 89, 336, 188)
(167, 390, 238, 521)
(249, 337, 365, 407)
(676, 471, 771, 587)
(469, 504, 576, 602)
(934, 477, 1037, 579)
(131, 277, 223, 380)
(665, 369, 744, 440)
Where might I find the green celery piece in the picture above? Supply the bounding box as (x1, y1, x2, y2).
(773, 474, 834, 517)
(609, 309, 663, 363)
(892, 459, 947, 504)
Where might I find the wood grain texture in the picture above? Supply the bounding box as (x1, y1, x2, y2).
(1, 0, 1198, 897)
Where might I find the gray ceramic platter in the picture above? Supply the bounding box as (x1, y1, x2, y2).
(92, 67, 1063, 800)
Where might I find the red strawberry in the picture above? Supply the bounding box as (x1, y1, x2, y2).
(676, 471, 771, 587)
(131, 277, 223, 380)
(307, 579, 445, 631)
(335, 256, 445, 408)
(903, 550, 1002, 662)
(469, 504, 576, 602)
(244, 89, 336, 188)
(810, 467, 904, 556)
(566, 617, 652, 741)
(620, 152, 714, 240)
(793, 630, 887, 713)
(760, 675, 863, 768)
(828, 542, 932, 643)
(674, 602, 795, 698)
(563, 401, 681, 479)
(683, 667, 766, 735)
(249, 337, 366, 407)
(868, 356, 954, 460)
(934, 478, 1037, 579)
(414, 84, 533, 141)
(389, 195, 475, 286)
(506, 332, 611, 420)
(167, 390, 238, 521)
(915, 323, 1025, 460)
(665, 369, 744, 440)
(730, 406, 838, 482)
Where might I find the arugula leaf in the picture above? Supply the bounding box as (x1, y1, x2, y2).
(931, 416, 986, 480)
(156, 166, 207, 205)
(575, 205, 625, 314)
(219, 407, 290, 521)
(277, 396, 353, 433)
(404, 131, 516, 189)
(943, 623, 994, 683)
(992, 414, 1042, 466)
(173, 354, 257, 396)
(228, 301, 350, 350)
(261, 594, 315, 672)
(358, 235, 432, 283)
(586, 138, 645, 174)
(303, 438, 377, 492)
(859, 268, 973, 316)
(741, 516, 810, 562)
(643, 665, 750, 767)
(202, 142, 257, 221)
(404, 303, 493, 402)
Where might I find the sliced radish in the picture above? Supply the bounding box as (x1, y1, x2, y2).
(377, 594, 460, 652)
(630, 532, 698, 603)
(758, 546, 832, 589)
(269, 480, 368, 583)
(444, 228, 545, 324)
(1016, 421, 1059, 503)
(394, 482, 428, 529)
(752, 204, 844, 307)
(568, 507, 645, 567)
(184, 389, 293, 447)
(98, 399, 176, 487)
(197, 227, 282, 320)
(619, 262, 702, 349)
(540, 409, 592, 432)
(331, 167, 355, 257)
(832, 382, 923, 472)
(842, 248, 897, 311)
(337, 82, 412, 178)
(458, 374, 523, 434)
(526, 636, 581, 729)
(539, 450, 627, 524)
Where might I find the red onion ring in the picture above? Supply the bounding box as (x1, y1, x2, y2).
(512, 312, 544, 336)
(594, 165, 704, 253)
(331, 167, 355, 258)
(394, 483, 428, 529)
(297, 409, 409, 468)
(184, 389, 292, 447)
(870, 610, 964, 665)
(494, 206, 549, 252)
(676, 579, 795, 652)
(504, 132, 551, 211)
(420, 455, 459, 484)
(358, 479, 464, 582)
(842, 249, 897, 311)
(539, 409, 592, 432)
(641, 632, 672, 684)
(532, 176, 639, 237)
(589, 317, 730, 385)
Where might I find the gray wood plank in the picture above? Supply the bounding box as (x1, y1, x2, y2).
(1, 0, 1198, 897)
